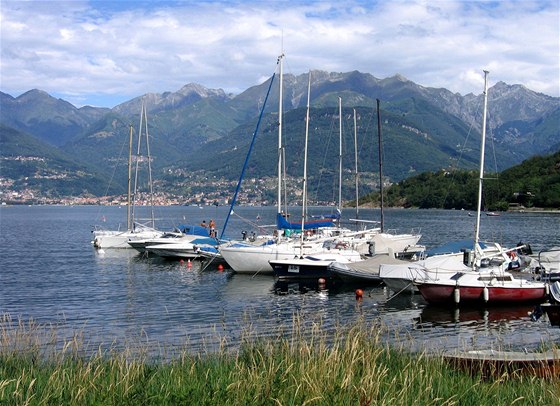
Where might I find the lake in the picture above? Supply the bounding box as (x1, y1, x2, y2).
(1, 205, 559, 357)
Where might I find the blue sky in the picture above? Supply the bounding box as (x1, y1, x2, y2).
(1, 0, 558, 107)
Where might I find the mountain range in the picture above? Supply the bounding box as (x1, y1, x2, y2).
(1, 70, 559, 202)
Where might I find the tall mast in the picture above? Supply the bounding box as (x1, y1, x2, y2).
(143, 103, 155, 228)
(126, 124, 133, 231)
(338, 97, 343, 212)
(131, 101, 145, 228)
(353, 108, 359, 220)
(474, 70, 490, 261)
(376, 99, 384, 232)
(300, 72, 311, 246)
(277, 53, 284, 217)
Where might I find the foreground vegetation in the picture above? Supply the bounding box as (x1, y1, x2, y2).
(1, 316, 558, 405)
(361, 151, 560, 210)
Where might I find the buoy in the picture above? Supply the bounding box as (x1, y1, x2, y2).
(218, 264, 224, 272)
(355, 289, 363, 300)
(187, 259, 192, 268)
(483, 286, 489, 302)
(454, 288, 460, 304)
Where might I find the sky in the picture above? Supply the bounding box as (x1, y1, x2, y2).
(1, 0, 558, 108)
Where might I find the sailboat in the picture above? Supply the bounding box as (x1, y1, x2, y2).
(414, 71, 547, 305)
(92, 102, 162, 249)
(345, 100, 423, 258)
(218, 54, 301, 274)
(269, 74, 364, 280)
(327, 100, 425, 284)
(219, 56, 347, 275)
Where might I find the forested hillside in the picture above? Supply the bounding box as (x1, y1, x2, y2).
(360, 151, 560, 210)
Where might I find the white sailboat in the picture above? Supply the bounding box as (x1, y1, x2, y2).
(270, 78, 365, 279)
(92, 102, 162, 248)
(327, 100, 425, 284)
(413, 71, 547, 305)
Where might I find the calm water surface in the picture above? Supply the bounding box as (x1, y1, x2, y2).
(1, 205, 559, 356)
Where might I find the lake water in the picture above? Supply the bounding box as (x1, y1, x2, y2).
(1, 205, 559, 357)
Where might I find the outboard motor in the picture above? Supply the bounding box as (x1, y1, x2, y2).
(517, 241, 533, 255)
(530, 304, 543, 321)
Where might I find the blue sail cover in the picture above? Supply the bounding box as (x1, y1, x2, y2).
(276, 213, 338, 231)
(177, 224, 210, 237)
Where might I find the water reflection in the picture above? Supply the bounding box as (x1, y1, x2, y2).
(273, 278, 334, 295)
(417, 304, 536, 328)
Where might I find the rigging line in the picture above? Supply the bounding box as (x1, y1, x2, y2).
(440, 99, 482, 209)
(95, 125, 130, 223)
(219, 66, 277, 240)
(359, 107, 375, 180)
(230, 211, 275, 234)
(313, 104, 339, 207)
(282, 146, 288, 217)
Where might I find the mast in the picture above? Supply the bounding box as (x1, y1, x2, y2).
(126, 124, 133, 231)
(143, 103, 155, 228)
(376, 99, 384, 232)
(300, 72, 311, 247)
(131, 101, 145, 228)
(474, 70, 490, 262)
(338, 97, 343, 212)
(353, 108, 359, 220)
(277, 53, 284, 219)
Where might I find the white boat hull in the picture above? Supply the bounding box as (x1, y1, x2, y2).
(93, 229, 161, 249)
(219, 241, 307, 274)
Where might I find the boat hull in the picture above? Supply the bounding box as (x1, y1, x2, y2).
(219, 240, 324, 275)
(219, 244, 296, 275)
(271, 259, 335, 280)
(93, 230, 161, 249)
(444, 350, 560, 378)
(417, 283, 546, 305)
(382, 277, 417, 293)
(328, 254, 406, 285)
(146, 247, 200, 259)
(364, 232, 422, 256)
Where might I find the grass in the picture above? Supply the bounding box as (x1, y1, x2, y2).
(1, 314, 558, 405)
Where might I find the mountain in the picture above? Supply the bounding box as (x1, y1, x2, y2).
(0, 124, 116, 199)
(0, 89, 109, 147)
(1, 71, 558, 202)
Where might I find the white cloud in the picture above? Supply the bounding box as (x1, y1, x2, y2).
(1, 0, 558, 107)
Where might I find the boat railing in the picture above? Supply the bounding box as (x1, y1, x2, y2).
(416, 266, 467, 282)
(92, 223, 124, 233)
(538, 248, 560, 267)
(383, 227, 421, 236)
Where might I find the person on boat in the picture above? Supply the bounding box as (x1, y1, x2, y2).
(200, 220, 207, 228)
(209, 219, 216, 237)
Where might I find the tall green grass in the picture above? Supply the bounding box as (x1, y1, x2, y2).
(1, 314, 558, 405)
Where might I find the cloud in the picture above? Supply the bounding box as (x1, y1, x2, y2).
(1, 0, 558, 107)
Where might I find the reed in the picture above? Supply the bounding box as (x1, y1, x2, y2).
(1, 313, 558, 405)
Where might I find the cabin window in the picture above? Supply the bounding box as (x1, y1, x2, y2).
(450, 272, 465, 281)
(477, 276, 513, 282)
